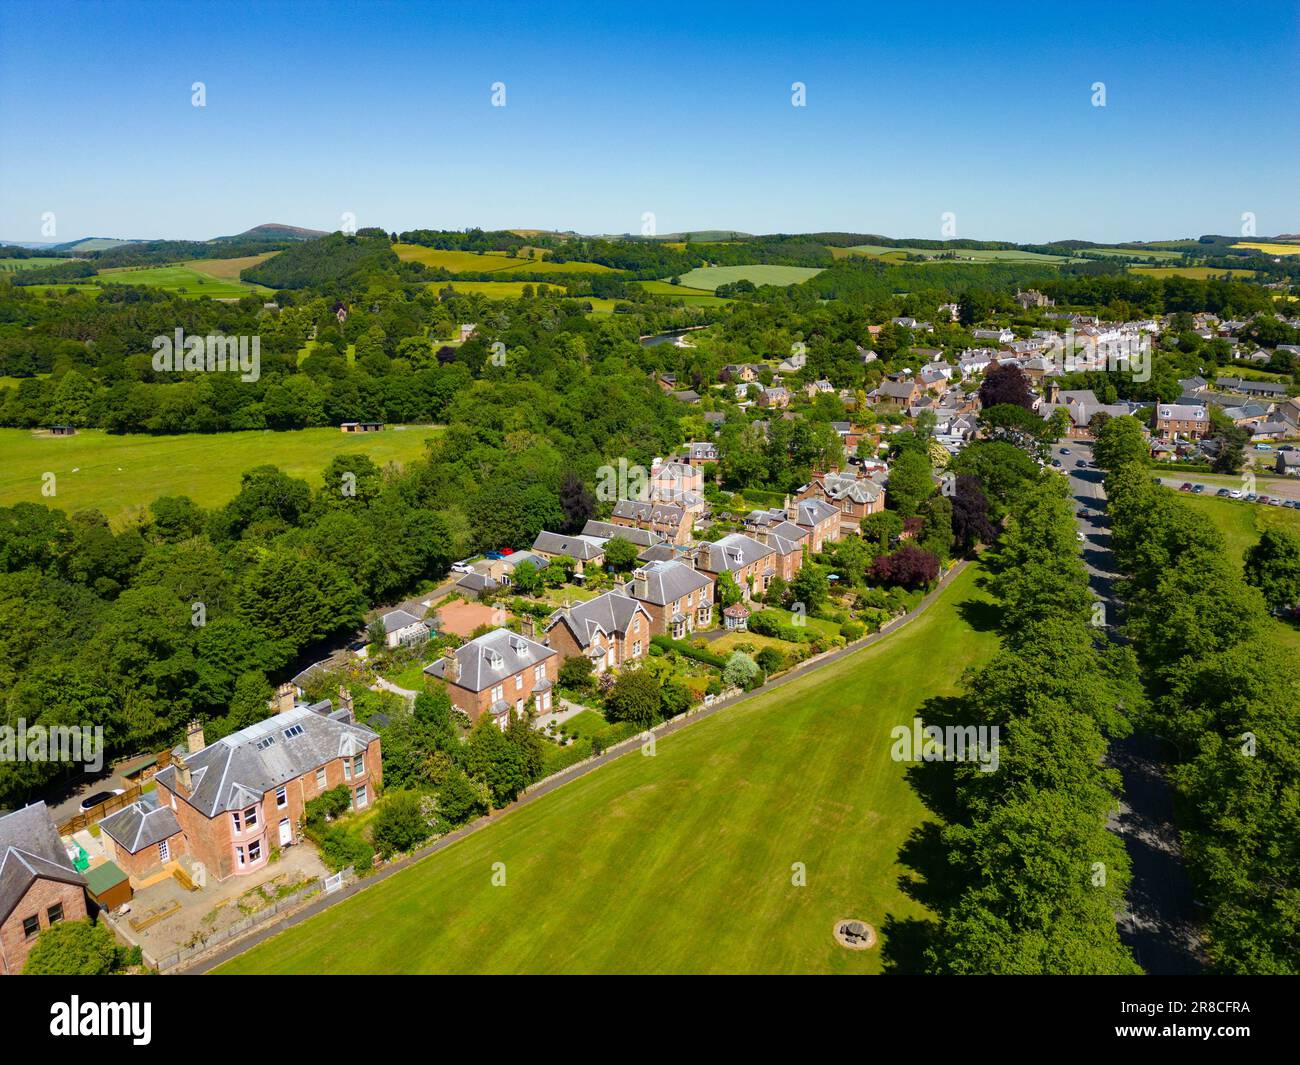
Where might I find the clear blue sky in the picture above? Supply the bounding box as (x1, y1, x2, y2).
(2, 0, 1296, 243)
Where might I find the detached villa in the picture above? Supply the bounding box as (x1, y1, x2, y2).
(543, 590, 654, 672)
(425, 628, 558, 724)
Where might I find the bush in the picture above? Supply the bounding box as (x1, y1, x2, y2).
(309, 823, 374, 873)
(23, 919, 118, 975)
(371, 790, 435, 858)
(650, 634, 727, 668)
(722, 651, 762, 691)
(840, 620, 866, 641)
(755, 647, 786, 674)
(304, 784, 352, 825)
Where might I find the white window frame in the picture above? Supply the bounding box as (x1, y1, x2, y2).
(158, 838, 170, 862)
(315, 767, 327, 788)
(276, 785, 287, 808)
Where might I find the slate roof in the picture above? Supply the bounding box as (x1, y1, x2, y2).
(580, 520, 661, 548)
(611, 499, 689, 529)
(456, 572, 500, 593)
(532, 530, 605, 561)
(99, 793, 182, 854)
(818, 471, 883, 504)
(155, 705, 378, 819)
(0, 803, 85, 925)
(545, 591, 651, 650)
(423, 628, 556, 693)
(626, 560, 713, 605)
(697, 533, 775, 574)
(380, 609, 427, 634)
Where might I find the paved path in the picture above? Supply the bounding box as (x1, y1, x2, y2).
(1065, 442, 1205, 974)
(179, 557, 972, 975)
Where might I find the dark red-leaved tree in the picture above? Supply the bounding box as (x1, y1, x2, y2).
(951, 474, 996, 552)
(978, 363, 1035, 410)
(870, 545, 941, 589)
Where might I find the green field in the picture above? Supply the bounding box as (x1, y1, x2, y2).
(671, 265, 825, 291)
(216, 562, 998, 974)
(1180, 493, 1300, 653)
(835, 245, 1078, 264)
(1131, 266, 1256, 280)
(0, 426, 440, 526)
(428, 279, 570, 299)
(0, 257, 70, 271)
(395, 244, 613, 275)
(638, 279, 732, 306)
(94, 264, 273, 298)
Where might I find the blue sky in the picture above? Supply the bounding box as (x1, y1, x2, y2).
(1, 0, 1296, 243)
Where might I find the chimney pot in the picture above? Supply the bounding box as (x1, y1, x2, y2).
(185, 719, 205, 754)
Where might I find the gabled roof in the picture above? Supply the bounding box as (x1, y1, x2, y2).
(532, 530, 605, 561)
(380, 609, 427, 634)
(155, 705, 378, 819)
(580, 520, 661, 548)
(697, 533, 775, 574)
(544, 590, 652, 650)
(0, 804, 85, 925)
(424, 628, 556, 693)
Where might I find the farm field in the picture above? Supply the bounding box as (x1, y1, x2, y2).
(1231, 242, 1300, 256)
(833, 245, 1084, 264)
(394, 244, 614, 275)
(0, 257, 70, 271)
(427, 279, 569, 299)
(215, 561, 999, 975)
(1074, 246, 1185, 261)
(1130, 265, 1256, 279)
(637, 279, 732, 306)
(672, 265, 825, 290)
(94, 264, 273, 297)
(184, 252, 280, 280)
(0, 426, 440, 527)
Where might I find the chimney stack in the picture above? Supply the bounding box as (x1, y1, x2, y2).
(785, 494, 797, 521)
(445, 650, 461, 685)
(632, 568, 649, 600)
(338, 685, 355, 721)
(519, 616, 535, 639)
(175, 760, 192, 795)
(274, 682, 296, 714)
(186, 720, 206, 755)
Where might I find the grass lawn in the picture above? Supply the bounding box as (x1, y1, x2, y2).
(1179, 493, 1300, 655)
(215, 562, 998, 974)
(672, 265, 825, 290)
(0, 426, 441, 526)
(710, 630, 793, 656)
(381, 657, 434, 692)
(757, 606, 843, 637)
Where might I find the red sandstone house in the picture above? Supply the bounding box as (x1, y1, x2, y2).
(622, 559, 714, 637)
(1, 803, 88, 975)
(695, 533, 778, 601)
(108, 695, 381, 886)
(425, 628, 558, 725)
(797, 469, 886, 534)
(1154, 403, 1208, 442)
(610, 498, 694, 545)
(748, 496, 842, 553)
(543, 590, 654, 672)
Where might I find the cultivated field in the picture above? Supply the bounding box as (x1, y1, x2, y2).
(1231, 242, 1300, 256)
(427, 279, 570, 299)
(94, 264, 273, 298)
(0, 426, 440, 526)
(184, 252, 280, 279)
(0, 257, 70, 271)
(394, 244, 614, 275)
(672, 265, 825, 290)
(834, 245, 1079, 264)
(637, 279, 732, 306)
(1130, 266, 1256, 280)
(215, 562, 999, 975)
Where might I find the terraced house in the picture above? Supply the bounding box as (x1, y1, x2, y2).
(1, 804, 88, 975)
(147, 701, 382, 884)
(425, 628, 558, 724)
(696, 533, 778, 601)
(543, 590, 654, 672)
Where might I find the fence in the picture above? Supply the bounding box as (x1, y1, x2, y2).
(129, 868, 356, 973)
(57, 748, 178, 836)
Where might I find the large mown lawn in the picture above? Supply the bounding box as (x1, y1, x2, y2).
(0, 426, 440, 526)
(216, 562, 998, 975)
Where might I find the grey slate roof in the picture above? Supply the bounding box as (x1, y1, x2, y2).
(380, 609, 427, 634)
(545, 590, 651, 650)
(611, 499, 689, 529)
(627, 560, 713, 605)
(99, 794, 182, 854)
(532, 530, 605, 561)
(155, 705, 378, 819)
(0, 803, 85, 925)
(580, 520, 661, 548)
(697, 533, 776, 574)
(423, 628, 556, 693)
(456, 572, 500, 593)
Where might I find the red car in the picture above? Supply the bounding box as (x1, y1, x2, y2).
(1179, 482, 1193, 492)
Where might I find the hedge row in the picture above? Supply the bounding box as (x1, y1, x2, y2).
(650, 634, 728, 668)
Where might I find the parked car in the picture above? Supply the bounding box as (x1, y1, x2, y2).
(1180, 482, 1194, 492)
(1076, 459, 1086, 467)
(1051, 459, 1063, 468)
(1279, 445, 1295, 452)
(1229, 490, 1243, 499)
(1216, 488, 1231, 497)
(451, 559, 475, 574)
(80, 789, 124, 812)
(1076, 531, 1086, 542)
(1060, 448, 1071, 456)
(484, 550, 504, 560)
(1258, 495, 1271, 505)
(1246, 493, 1259, 502)
(1269, 497, 1284, 506)
(1191, 484, 1205, 494)
(1257, 444, 1273, 452)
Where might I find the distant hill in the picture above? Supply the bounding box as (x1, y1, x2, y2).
(51, 237, 138, 254)
(215, 223, 328, 242)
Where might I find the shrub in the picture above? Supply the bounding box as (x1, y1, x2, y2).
(371, 790, 435, 858)
(722, 651, 762, 690)
(23, 920, 118, 975)
(304, 784, 352, 825)
(840, 620, 866, 641)
(755, 647, 786, 674)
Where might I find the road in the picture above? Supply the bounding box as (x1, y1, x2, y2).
(1062, 441, 1205, 974)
